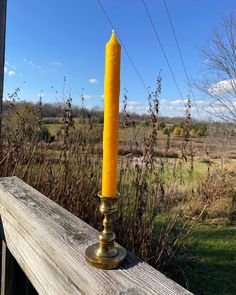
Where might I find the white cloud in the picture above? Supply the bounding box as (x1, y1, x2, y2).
(37, 93, 45, 98)
(171, 99, 188, 105)
(23, 58, 62, 73)
(120, 100, 148, 114)
(194, 100, 207, 105)
(51, 61, 62, 66)
(23, 58, 48, 73)
(8, 70, 16, 77)
(208, 79, 235, 94)
(157, 98, 209, 118)
(5, 61, 16, 70)
(4, 61, 17, 76)
(160, 99, 187, 107)
(89, 78, 99, 85)
(83, 94, 92, 100)
(82, 94, 104, 100)
(119, 98, 201, 116)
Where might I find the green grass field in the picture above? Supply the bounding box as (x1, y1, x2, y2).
(153, 217, 236, 295)
(180, 224, 236, 295)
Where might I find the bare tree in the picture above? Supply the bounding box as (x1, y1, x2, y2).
(194, 13, 236, 123)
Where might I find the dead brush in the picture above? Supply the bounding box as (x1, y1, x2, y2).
(142, 75, 160, 168)
(146, 94, 208, 280)
(1, 79, 222, 289)
(194, 166, 236, 221)
(115, 77, 199, 280)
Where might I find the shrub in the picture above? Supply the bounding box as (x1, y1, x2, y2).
(196, 128, 206, 136)
(42, 117, 62, 124)
(38, 127, 54, 142)
(158, 122, 166, 130)
(190, 129, 197, 137)
(190, 122, 207, 136)
(163, 126, 170, 135)
(179, 128, 185, 137)
(173, 127, 182, 136)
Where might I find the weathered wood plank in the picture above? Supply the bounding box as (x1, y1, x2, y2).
(0, 177, 193, 295)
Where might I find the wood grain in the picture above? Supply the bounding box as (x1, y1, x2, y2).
(0, 177, 193, 295)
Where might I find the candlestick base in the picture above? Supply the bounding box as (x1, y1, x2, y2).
(85, 243, 126, 269)
(85, 193, 127, 269)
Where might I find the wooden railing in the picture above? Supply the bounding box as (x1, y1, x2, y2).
(0, 177, 193, 295)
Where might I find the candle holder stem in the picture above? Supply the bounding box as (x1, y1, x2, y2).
(85, 193, 127, 269)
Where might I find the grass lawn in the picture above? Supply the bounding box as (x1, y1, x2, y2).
(178, 224, 236, 295)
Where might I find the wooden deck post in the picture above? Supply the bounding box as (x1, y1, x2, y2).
(0, 0, 7, 176)
(1, 241, 38, 295)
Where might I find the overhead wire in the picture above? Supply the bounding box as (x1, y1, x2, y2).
(96, 0, 150, 94)
(142, 0, 184, 100)
(163, 0, 201, 116)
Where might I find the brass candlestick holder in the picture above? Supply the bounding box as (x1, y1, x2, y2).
(85, 192, 127, 269)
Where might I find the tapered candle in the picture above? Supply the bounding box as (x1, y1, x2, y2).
(102, 30, 121, 197)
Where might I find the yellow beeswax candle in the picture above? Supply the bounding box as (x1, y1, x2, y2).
(101, 30, 121, 197)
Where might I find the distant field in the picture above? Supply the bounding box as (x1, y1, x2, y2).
(43, 120, 236, 159)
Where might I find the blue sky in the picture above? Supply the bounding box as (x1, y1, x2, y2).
(3, 0, 236, 117)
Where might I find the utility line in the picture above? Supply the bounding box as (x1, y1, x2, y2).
(163, 0, 189, 83)
(142, 0, 184, 100)
(97, 0, 150, 94)
(163, 0, 201, 116)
